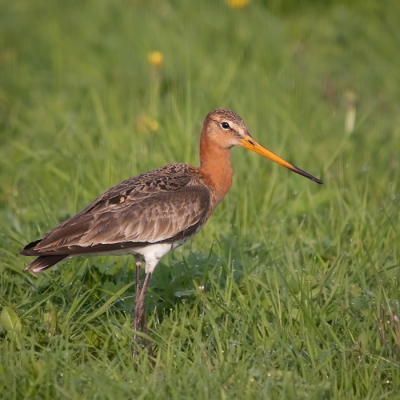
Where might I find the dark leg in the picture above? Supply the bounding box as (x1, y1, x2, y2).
(134, 272, 151, 334)
(132, 255, 153, 357)
(134, 255, 143, 334)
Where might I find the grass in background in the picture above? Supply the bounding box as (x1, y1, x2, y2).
(1, 0, 400, 398)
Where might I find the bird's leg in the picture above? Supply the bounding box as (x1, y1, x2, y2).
(135, 272, 151, 333)
(134, 255, 143, 334)
(133, 254, 153, 357)
(133, 272, 153, 357)
(139, 272, 154, 358)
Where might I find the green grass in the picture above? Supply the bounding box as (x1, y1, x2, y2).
(1, 0, 400, 398)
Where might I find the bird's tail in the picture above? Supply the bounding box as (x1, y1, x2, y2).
(24, 255, 67, 274)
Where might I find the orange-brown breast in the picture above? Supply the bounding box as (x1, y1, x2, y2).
(197, 134, 233, 209)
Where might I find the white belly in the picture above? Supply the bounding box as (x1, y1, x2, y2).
(68, 227, 201, 274)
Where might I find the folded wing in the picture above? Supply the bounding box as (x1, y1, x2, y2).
(21, 184, 210, 257)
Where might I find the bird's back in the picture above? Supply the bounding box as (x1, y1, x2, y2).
(21, 163, 212, 260)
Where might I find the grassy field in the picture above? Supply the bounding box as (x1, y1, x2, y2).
(1, 0, 400, 398)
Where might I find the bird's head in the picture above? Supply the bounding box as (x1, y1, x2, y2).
(203, 109, 323, 184)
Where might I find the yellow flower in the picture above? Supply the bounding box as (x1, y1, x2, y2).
(137, 114, 159, 133)
(148, 51, 164, 69)
(225, 0, 250, 8)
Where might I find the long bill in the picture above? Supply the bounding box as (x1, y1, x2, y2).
(239, 135, 323, 184)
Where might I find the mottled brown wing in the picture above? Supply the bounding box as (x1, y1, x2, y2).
(21, 185, 210, 256)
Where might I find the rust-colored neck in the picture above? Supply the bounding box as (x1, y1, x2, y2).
(199, 132, 233, 206)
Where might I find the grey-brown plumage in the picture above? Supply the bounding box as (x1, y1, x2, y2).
(21, 108, 322, 355)
(21, 164, 211, 268)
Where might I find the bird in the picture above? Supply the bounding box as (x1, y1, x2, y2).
(21, 109, 323, 353)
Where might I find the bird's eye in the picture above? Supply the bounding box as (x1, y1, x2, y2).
(221, 122, 230, 129)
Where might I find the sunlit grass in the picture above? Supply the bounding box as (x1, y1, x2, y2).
(1, 0, 400, 399)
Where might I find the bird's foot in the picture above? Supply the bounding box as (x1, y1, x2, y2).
(132, 308, 154, 359)
(132, 313, 154, 359)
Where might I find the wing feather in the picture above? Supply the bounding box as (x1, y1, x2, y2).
(21, 184, 210, 256)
